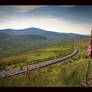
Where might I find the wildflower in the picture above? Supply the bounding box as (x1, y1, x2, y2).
(87, 81, 91, 85)
(13, 74, 16, 83)
(25, 67, 29, 78)
(37, 68, 40, 72)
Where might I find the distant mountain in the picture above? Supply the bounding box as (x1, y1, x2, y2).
(0, 27, 89, 42)
(0, 27, 89, 58)
(0, 27, 88, 37)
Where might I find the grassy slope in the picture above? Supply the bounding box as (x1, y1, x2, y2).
(0, 29, 88, 58)
(0, 38, 92, 87)
(0, 40, 74, 71)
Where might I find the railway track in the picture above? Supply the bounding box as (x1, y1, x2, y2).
(0, 48, 80, 79)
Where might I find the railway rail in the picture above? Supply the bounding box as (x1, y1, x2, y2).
(0, 48, 80, 79)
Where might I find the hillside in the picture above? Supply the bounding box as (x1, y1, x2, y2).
(0, 40, 74, 71)
(0, 37, 91, 87)
(0, 27, 88, 58)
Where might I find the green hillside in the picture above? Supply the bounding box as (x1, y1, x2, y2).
(0, 37, 92, 87)
(0, 40, 74, 71)
(0, 27, 88, 58)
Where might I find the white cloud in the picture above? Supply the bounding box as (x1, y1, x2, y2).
(13, 5, 47, 12)
(0, 5, 91, 35)
(0, 16, 91, 35)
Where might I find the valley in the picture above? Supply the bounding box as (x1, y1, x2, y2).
(0, 37, 91, 87)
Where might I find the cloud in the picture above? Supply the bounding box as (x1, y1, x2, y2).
(0, 5, 91, 35)
(0, 16, 91, 35)
(0, 6, 22, 22)
(60, 5, 75, 8)
(13, 5, 47, 12)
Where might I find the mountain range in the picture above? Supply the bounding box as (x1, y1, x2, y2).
(0, 27, 89, 58)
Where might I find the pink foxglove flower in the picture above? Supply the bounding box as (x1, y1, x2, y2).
(87, 81, 91, 84)
(26, 67, 29, 78)
(13, 74, 16, 83)
(37, 68, 40, 72)
(89, 40, 91, 45)
(88, 47, 92, 56)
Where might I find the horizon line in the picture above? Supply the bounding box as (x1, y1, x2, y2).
(0, 27, 90, 36)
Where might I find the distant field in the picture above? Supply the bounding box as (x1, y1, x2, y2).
(0, 38, 92, 87)
(0, 40, 74, 71)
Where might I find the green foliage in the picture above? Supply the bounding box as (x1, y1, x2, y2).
(0, 29, 87, 58)
(0, 40, 74, 71)
(0, 37, 91, 87)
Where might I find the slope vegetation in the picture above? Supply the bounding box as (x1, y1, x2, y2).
(0, 38, 92, 87)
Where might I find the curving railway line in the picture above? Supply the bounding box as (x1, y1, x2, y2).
(0, 48, 80, 79)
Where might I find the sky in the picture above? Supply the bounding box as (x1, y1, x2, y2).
(0, 5, 92, 35)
